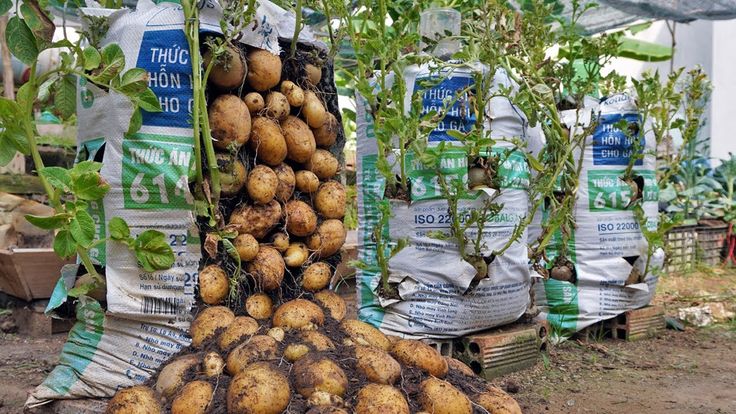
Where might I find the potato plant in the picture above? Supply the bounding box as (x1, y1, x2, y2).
(0, 0, 175, 297)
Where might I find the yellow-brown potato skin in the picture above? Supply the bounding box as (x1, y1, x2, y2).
(209, 95, 251, 150)
(281, 115, 316, 163)
(272, 299, 325, 330)
(106, 385, 162, 414)
(205, 45, 246, 90)
(190, 306, 235, 348)
(229, 200, 282, 239)
(314, 290, 347, 321)
(292, 355, 348, 398)
(355, 383, 410, 414)
(313, 112, 339, 148)
(391, 339, 449, 378)
(225, 335, 279, 375)
(246, 49, 282, 91)
(170, 381, 213, 414)
(419, 377, 472, 414)
(306, 149, 339, 180)
(198, 265, 229, 305)
(245, 246, 285, 291)
(227, 362, 290, 414)
(341, 319, 391, 350)
(285, 200, 318, 237)
(246, 165, 278, 205)
(249, 117, 288, 166)
(245, 293, 273, 320)
(306, 219, 346, 258)
(302, 262, 332, 292)
(355, 345, 401, 385)
(315, 181, 346, 219)
(474, 386, 523, 414)
(155, 354, 200, 399)
(218, 316, 259, 350)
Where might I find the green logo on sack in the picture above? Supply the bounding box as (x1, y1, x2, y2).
(587, 170, 657, 212)
(79, 77, 94, 108)
(407, 148, 468, 201)
(492, 148, 530, 190)
(122, 133, 194, 210)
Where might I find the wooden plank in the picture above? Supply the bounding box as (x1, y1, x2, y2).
(0, 249, 72, 301)
(0, 174, 45, 194)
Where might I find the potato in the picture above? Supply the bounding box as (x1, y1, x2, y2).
(226, 334, 279, 375)
(302, 90, 327, 128)
(265, 91, 290, 120)
(284, 343, 311, 362)
(305, 63, 322, 86)
(198, 264, 229, 305)
(306, 149, 339, 180)
(247, 165, 278, 204)
(202, 352, 225, 377)
(306, 219, 346, 258)
(218, 154, 247, 196)
(107, 385, 162, 414)
(307, 391, 344, 408)
(292, 355, 348, 398)
(243, 92, 265, 114)
(281, 115, 316, 163)
(313, 290, 347, 321)
(419, 378, 472, 414)
(280, 80, 305, 107)
(285, 200, 318, 237)
(267, 327, 285, 342)
(156, 354, 200, 399)
(272, 299, 325, 330)
(210, 95, 251, 150)
(315, 181, 346, 219)
(355, 384, 409, 414)
(284, 242, 310, 267)
(474, 386, 522, 414)
(170, 381, 213, 414)
(246, 292, 273, 320)
(306, 407, 348, 414)
(302, 262, 332, 292)
(190, 306, 235, 348)
(314, 112, 339, 148)
(249, 117, 287, 166)
(227, 362, 290, 414)
(218, 316, 259, 350)
(341, 319, 390, 350)
(230, 200, 282, 239)
(234, 233, 259, 261)
(445, 357, 475, 377)
(355, 346, 401, 385)
(391, 339, 448, 378)
(246, 246, 285, 291)
(205, 44, 246, 89)
(295, 170, 320, 193)
(273, 163, 295, 202)
(246, 49, 282, 91)
(271, 232, 290, 252)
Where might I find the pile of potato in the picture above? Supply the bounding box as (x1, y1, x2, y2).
(105, 43, 522, 414)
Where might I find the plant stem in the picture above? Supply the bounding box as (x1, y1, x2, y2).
(290, 0, 303, 59)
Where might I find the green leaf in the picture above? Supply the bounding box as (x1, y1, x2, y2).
(627, 22, 652, 35)
(69, 210, 96, 247)
(108, 217, 130, 241)
(25, 213, 68, 230)
(0, 0, 11, 15)
(134, 230, 175, 272)
(53, 229, 77, 258)
(127, 107, 142, 135)
(134, 89, 161, 112)
(121, 68, 147, 87)
(92, 43, 126, 83)
(67, 283, 94, 298)
(0, 138, 19, 166)
(617, 37, 672, 62)
(39, 167, 72, 191)
(527, 154, 544, 172)
(16, 82, 35, 111)
(6, 17, 39, 65)
(72, 160, 103, 175)
(82, 47, 101, 71)
(54, 75, 76, 119)
(72, 171, 110, 200)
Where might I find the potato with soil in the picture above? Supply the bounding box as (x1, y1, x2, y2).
(355, 384, 409, 414)
(302, 262, 332, 292)
(246, 165, 278, 204)
(265, 91, 290, 120)
(246, 49, 282, 91)
(306, 219, 346, 258)
(246, 246, 285, 291)
(249, 117, 288, 166)
(391, 339, 448, 378)
(273, 163, 295, 202)
(355, 345, 401, 385)
(281, 115, 316, 163)
(284, 331, 333, 361)
(284, 242, 310, 267)
(170, 380, 213, 414)
(226, 334, 279, 375)
(202, 352, 225, 377)
(285, 200, 318, 237)
(245, 292, 273, 320)
(474, 386, 523, 414)
(295, 170, 320, 193)
(205, 44, 246, 90)
(218, 316, 259, 350)
(190, 306, 235, 348)
(198, 264, 229, 305)
(302, 91, 327, 128)
(209, 95, 251, 150)
(306, 149, 339, 180)
(280, 80, 305, 107)
(292, 355, 348, 398)
(234, 233, 259, 261)
(227, 362, 290, 414)
(306, 407, 348, 414)
(419, 378, 472, 414)
(445, 357, 475, 377)
(216, 153, 246, 197)
(315, 181, 346, 219)
(313, 112, 339, 148)
(230, 200, 282, 239)
(272, 299, 325, 330)
(155, 354, 200, 399)
(305, 63, 322, 85)
(243, 92, 264, 114)
(341, 319, 390, 350)
(270, 231, 289, 252)
(314, 290, 347, 321)
(106, 385, 162, 414)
